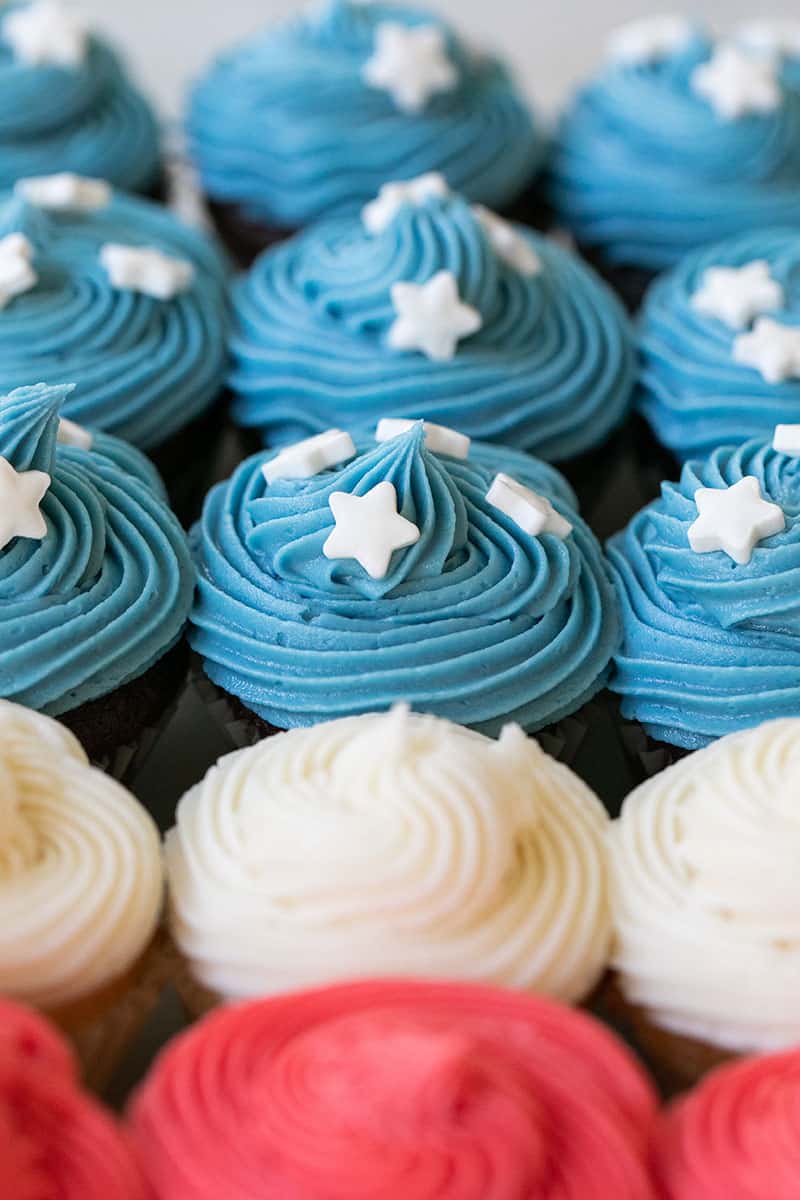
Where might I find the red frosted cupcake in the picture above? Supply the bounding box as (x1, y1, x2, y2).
(130, 979, 659, 1199)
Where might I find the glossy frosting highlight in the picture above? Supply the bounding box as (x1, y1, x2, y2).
(0, 192, 228, 449)
(190, 426, 620, 732)
(188, 0, 544, 228)
(130, 980, 659, 1200)
(229, 192, 634, 460)
(607, 438, 800, 748)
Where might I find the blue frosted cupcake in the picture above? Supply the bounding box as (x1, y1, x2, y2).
(228, 186, 634, 472)
(0, 383, 194, 773)
(188, 0, 546, 263)
(0, 0, 161, 195)
(607, 433, 800, 763)
(549, 18, 800, 309)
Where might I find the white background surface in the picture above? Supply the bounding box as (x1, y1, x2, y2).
(82, 1, 799, 120)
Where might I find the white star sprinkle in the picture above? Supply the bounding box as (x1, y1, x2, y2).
(16, 173, 111, 212)
(606, 15, 694, 66)
(3, 0, 87, 68)
(0, 234, 37, 310)
(56, 417, 93, 451)
(688, 476, 785, 564)
(262, 430, 356, 485)
(100, 244, 194, 300)
(0, 456, 50, 552)
(736, 20, 800, 64)
(690, 260, 784, 330)
(375, 418, 470, 459)
(472, 205, 541, 277)
(733, 317, 800, 384)
(323, 481, 420, 580)
(362, 173, 449, 234)
(362, 22, 457, 113)
(389, 271, 482, 361)
(773, 424, 800, 455)
(691, 44, 781, 121)
(486, 473, 573, 540)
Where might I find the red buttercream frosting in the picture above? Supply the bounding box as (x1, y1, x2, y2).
(654, 1048, 800, 1199)
(0, 998, 149, 1200)
(130, 979, 659, 1199)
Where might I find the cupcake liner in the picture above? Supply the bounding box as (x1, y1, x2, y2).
(619, 721, 693, 787)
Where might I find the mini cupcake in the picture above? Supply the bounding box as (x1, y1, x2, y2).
(188, 0, 547, 263)
(0, 0, 161, 196)
(228, 186, 634, 475)
(0, 704, 166, 1091)
(608, 719, 800, 1093)
(653, 1047, 800, 1198)
(549, 18, 800, 310)
(607, 432, 800, 759)
(190, 423, 621, 769)
(130, 980, 659, 1199)
(0, 383, 194, 773)
(0, 187, 228, 515)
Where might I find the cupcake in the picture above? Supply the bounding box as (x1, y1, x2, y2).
(549, 18, 800, 310)
(0, 187, 228, 516)
(736, 19, 800, 95)
(189, 422, 621, 774)
(228, 186, 634, 478)
(0, 0, 161, 196)
(0, 703, 166, 1091)
(607, 432, 800, 760)
(130, 980, 659, 1199)
(0, 382, 194, 774)
(607, 719, 800, 1093)
(653, 1048, 800, 1198)
(638, 229, 800, 464)
(187, 0, 547, 263)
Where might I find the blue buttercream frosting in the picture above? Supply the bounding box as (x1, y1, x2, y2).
(638, 228, 800, 461)
(607, 438, 800, 749)
(187, 0, 544, 228)
(549, 33, 800, 270)
(0, 383, 194, 715)
(190, 424, 621, 733)
(0, 192, 229, 450)
(228, 193, 634, 461)
(0, 3, 161, 193)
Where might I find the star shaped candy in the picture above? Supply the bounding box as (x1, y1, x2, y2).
(100, 244, 194, 300)
(3, 0, 87, 68)
(362, 173, 449, 234)
(606, 15, 694, 66)
(690, 260, 784, 330)
(0, 456, 50, 552)
(736, 20, 800, 64)
(774, 424, 800, 455)
(262, 430, 356, 485)
(486, 473, 573, 540)
(733, 317, 800, 384)
(389, 271, 482, 361)
(0, 234, 37, 310)
(16, 173, 111, 212)
(375, 418, 470, 459)
(472, 205, 541, 277)
(687, 475, 785, 564)
(323, 481, 420, 579)
(691, 44, 781, 121)
(362, 21, 457, 113)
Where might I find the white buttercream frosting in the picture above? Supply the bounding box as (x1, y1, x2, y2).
(609, 718, 800, 1053)
(0, 702, 163, 1009)
(166, 707, 611, 1004)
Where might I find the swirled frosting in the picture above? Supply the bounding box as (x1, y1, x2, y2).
(610, 719, 800, 1052)
(229, 191, 634, 460)
(0, 4, 160, 194)
(607, 438, 800, 748)
(549, 32, 800, 270)
(654, 1047, 800, 1198)
(167, 709, 611, 1003)
(0, 192, 228, 449)
(0, 383, 194, 715)
(130, 980, 659, 1200)
(187, 0, 544, 228)
(0, 998, 148, 1199)
(190, 425, 620, 732)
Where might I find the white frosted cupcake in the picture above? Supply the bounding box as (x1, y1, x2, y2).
(166, 705, 612, 1015)
(0, 701, 165, 1090)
